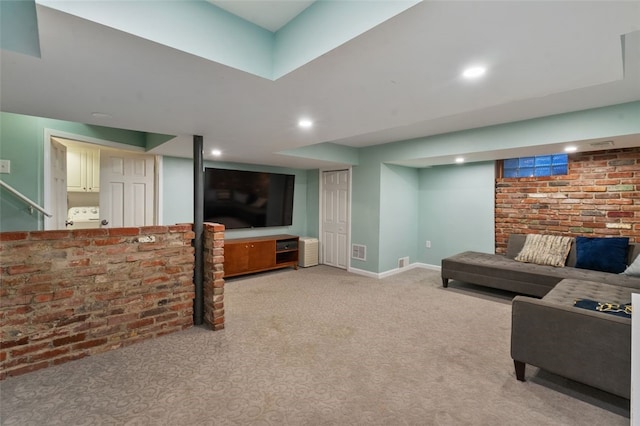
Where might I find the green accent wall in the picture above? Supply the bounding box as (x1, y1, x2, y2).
(349, 150, 382, 272)
(379, 164, 419, 272)
(418, 162, 495, 266)
(1, 0, 40, 57)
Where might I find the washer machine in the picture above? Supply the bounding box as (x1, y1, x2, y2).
(66, 206, 100, 229)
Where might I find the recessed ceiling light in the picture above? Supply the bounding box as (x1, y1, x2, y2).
(455, 157, 465, 164)
(564, 146, 577, 153)
(298, 119, 313, 129)
(462, 66, 486, 79)
(211, 149, 222, 157)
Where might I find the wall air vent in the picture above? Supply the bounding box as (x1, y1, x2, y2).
(589, 140, 614, 148)
(352, 244, 366, 261)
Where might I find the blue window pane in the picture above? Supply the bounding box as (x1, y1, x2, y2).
(552, 164, 568, 175)
(535, 155, 551, 167)
(519, 157, 535, 168)
(534, 167, 551, 176)
(552, 154, 568, 165)
(503, 168, 519, 178)
(504, 158, 519, 169)
(519, 167, 534, 177)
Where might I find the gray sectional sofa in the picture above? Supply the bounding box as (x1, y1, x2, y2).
(441, 234, 640, 400)
(441, 234, 640, 297)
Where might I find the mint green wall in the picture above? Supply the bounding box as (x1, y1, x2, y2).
(273, 0, 419, 79)
(349, 151, 382, 272)
(0, 112, 150, 232)
(379, 164, 419, 272)
(418, 162, 495, 267)
(161, 156, 316, 239)
(1, 0, 40, 57)
(305, 170, 320, 238)
(39, 0, 274, 80)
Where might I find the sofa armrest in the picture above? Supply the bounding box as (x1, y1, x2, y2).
(511, 295, 631, 399)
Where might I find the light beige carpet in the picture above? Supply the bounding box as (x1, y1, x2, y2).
(0, 266, 629, 425)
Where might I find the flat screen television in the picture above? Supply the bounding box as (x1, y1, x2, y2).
(204, 168, 295, 229)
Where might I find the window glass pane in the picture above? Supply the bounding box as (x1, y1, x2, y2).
(504, 158, 519, 169)
(552, 164, 568, 175)
(503, 153, 568, 178)
(534, 166, 551, 176)
(519, 167, 534, 177)
(552, 154, 568, 165)
(503, 168, 519, 178)
(535, 155, 551, 167)
(519, 157, 535, 168)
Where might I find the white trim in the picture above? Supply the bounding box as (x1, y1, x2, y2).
(349, 262, 441, 279)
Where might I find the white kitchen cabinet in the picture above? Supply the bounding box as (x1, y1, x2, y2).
(67, 145, 100, 192)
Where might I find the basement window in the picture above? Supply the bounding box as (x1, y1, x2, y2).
(499, 153, 568, 178)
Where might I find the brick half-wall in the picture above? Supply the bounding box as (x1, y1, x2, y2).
(495, 147, 640, 254)
(0, 225, 198, 379)
(204, 223, 225, 330)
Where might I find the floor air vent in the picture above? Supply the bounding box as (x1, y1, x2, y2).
(352, 244, 366, 261)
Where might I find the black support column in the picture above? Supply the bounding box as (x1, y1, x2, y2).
(193, 135, 204, 325)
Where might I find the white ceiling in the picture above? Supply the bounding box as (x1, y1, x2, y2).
(207, 0, 315, 32)
(1, 1, 639, 169)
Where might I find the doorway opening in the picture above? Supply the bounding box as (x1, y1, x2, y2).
(44, 131, 158, 231)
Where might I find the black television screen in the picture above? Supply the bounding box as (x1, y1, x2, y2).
(204, 168, 295, 229)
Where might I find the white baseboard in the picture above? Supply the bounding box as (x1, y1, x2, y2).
(349, 262, 441, 279)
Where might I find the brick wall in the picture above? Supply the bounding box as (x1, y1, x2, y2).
(204, 223, 225, 330)
(0, 225, 197, 379)
(495, 148, 640, 253)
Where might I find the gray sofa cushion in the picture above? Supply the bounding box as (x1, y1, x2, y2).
(511, 279, 632, 399)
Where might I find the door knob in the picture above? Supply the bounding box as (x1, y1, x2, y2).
(101, 219, 109, 226)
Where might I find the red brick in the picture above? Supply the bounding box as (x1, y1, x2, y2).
(30, 231, 71, 240)
(108, 228, 140, 236)
(0, 232, 29, 241)
(72, 338, 108, 350)
(93, 237, 125, 246)
(5, 361, 49, 377)
(53, 333, 87, 347)
(72, 229, 109, 238)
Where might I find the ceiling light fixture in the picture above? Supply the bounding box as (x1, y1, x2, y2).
(211, 149, 222, 157)
(455, 157, 465, 164)
(298, 119, 313, 129)
(564, 146, 577, 153)
(462, 66, 486, 79)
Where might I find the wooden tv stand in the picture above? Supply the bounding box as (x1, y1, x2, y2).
(223, 234, 299, 278)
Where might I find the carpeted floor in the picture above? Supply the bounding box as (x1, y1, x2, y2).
(0, 266, 630, 425)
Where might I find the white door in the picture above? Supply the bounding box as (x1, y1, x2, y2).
(321, 170, 349, 269)
(100, 150, 155, 228)
(45, 139, 67, 230)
